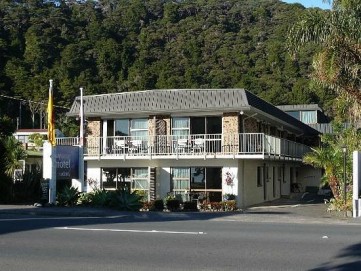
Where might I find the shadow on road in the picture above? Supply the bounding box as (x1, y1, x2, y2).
(244, 211, 291, 215)
(0, 206, 251, 235)
(309, 243, 361, 271)
(0, 193, 336, 236)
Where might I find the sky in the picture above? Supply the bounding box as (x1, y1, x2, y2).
(282, 0, 332, 9)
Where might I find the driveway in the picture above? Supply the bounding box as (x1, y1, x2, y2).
(244, 193, 355, 224)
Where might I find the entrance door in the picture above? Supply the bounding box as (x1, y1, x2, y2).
(263, 165, 267, 201)
(272, 166, 276, 198)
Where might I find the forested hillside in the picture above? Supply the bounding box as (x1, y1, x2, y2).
(0, 0, 334, 134)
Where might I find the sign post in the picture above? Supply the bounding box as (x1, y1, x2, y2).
(353, 151, 361, 217)
(43, 141, 56, 204)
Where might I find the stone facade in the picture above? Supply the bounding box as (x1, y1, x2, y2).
(148, 116, 170, 135)
(85, 119, 101, 155)
(148, 117, 156, 137)
(148, 115, 171, 150)
(87, 119, 101, 137)
(222, 113, 239, 152)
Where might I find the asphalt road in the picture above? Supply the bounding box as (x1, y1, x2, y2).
(1, 213, 360, 271)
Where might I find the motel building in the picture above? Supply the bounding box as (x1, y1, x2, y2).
(59, 88, 322, 208)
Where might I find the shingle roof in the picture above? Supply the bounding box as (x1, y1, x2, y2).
(68, 89, 250, 115)
(67, 88, 319, 135)
(277, 104, 323, 112)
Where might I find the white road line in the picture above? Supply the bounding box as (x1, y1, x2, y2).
(55, 227, 206, 235)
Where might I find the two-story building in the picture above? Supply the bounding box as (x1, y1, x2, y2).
(63, 88, 321, 208)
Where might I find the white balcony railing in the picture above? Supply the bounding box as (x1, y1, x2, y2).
(56, 133, 310, 160)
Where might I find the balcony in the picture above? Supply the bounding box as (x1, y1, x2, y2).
(56, 133, 311, 161)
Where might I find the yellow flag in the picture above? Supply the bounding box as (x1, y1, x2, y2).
(47, 80, 55, 146)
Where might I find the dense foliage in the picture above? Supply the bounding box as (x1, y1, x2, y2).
(288, 0, 361, 211)
(303, 123, 361, 211)
(0, 0, 330, 134)
(287, 0, 361, 124)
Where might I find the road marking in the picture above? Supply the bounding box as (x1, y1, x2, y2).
(55, 227, 206, 235)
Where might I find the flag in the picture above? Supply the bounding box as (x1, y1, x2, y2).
(47, 79, 55, 146)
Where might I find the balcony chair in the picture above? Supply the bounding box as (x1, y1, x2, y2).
(192, 138, 205, 153)
(113, 139, 128, 154)
(175, 138, 189, 153)
(129, 139, 144, 153)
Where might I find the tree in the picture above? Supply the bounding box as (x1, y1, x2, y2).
(303, 123, 361, 210)
(0, 115, 18, 202)
(28, 132, 46, 150)
(2, 136, 27, 178)
(1, 0, 324, 128)
(0, 115, 15, 137)
(287, 0, 361, 118)
(303, 146, 342, 200)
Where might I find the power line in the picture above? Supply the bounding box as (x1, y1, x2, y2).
(0, 94, 70, 110)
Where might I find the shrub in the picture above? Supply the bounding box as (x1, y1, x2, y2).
(142, 201, 154, 211)
(223, 193, 236, 201)
(183, 201, 198, 211)
(110, 189, 142, 211)
(210, 202, 222, 211)
(164, 193, 175, 202)
(199, 202, 209, 211)
(0, 175, 12, 203)
(153, 199, 164, 211)
(91, 189, 112, 207)
(166, 199, 180, 211)
(78, 192, 93, 206)
(326, 197, 352, 212)
(13, 168, 42, 203)
(57, 186, 79, 206)
(134, 190, 147, 202)
(223, 200, 237, 211)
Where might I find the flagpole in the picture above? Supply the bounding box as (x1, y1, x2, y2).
(78, 87, 85, 193)
(43, 79, 57, 204)
(80, 87, 84, 147)
(47, 79, 55, 146)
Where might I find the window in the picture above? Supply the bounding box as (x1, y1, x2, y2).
(190, 116, 222, 134)
(132, 168, 149, 199)
(108, 118, 148, 137)
(287, 111, 300, 120)
(130, 119, 148, 138)
(301, 111, 317, 124)
(102, 168, 119, 189)
(206, 168, 222, 189)
(172, 168, 190, 191)
(115, 119, 129, 136)
(171, 167, 222, 202)
(101, 167, 149, 199)
(191, 168, 205, 190)
(172, 117, 189, 138)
